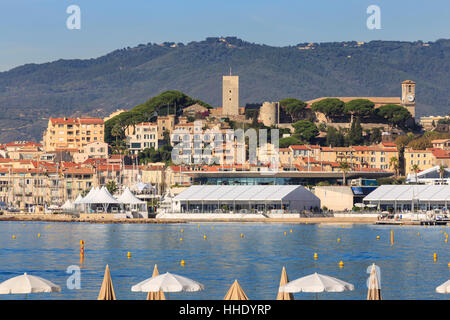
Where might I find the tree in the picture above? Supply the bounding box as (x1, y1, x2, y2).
(279, 98, 307, 122)
(105, 180, 118, 195)
(389, 157, 399, 178)
(344, 99, 375, 119)
(292, 120, 319, 143)
(311, 98, 345, 120)
(377, 104, 412, 128)
(111, 123, 123, 144)
(438, 164, 447, 184)
(279, 136, 302, 148)
(411, 164, 420, 184)
(346, 117, 364, 146)
(338, 161, 351, 186)
(369, 127, 382, 144)
(326, 126, 345, 147)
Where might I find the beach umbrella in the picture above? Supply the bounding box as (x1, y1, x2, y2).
(276, 266, 294, 300)
(146, 265, 165, 300)
(131, 272, 204, 299)
(0, 273, 61, 296)
(367, 264, 382, 300)
(436, 280, 450, 294)
(279, 272, 354, 300)
(224, 280, 249, 300)
(98, 265, 116, 300)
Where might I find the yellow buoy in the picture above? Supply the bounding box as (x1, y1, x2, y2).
(337, 238, 341, 242)
(445, 239, 448, 243)
(417, 232, 420, 236)
(179, 237, 183, 241)
(339, 261, 344, 268)
(241, 233, 244, 238)
(284, 232, 287, 236)
(290, 229, 293, 233)
(12, 235, 15, 239)
(127, 252, 131, 258)
(203, 235, 207, 239)
(180, 229, 183, 233)
(433, 253, 437, 261)
(314, 253, 318, 259)
(180, 260, 185, 266)
(37, 233, 40, 238)
(376, 235, 380, 240)
(390, 230, 394, 244)
(448, 262, 450, 267)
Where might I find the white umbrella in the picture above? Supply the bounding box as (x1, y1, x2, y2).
(436, 280, 450, 294)
(131, 272, 204, 298)
(279, 272, 354, 299)
(354, 203, 365, 208)
(0, 273, 61, 295)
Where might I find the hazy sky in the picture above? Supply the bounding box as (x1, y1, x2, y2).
(1, 0, 449, 71)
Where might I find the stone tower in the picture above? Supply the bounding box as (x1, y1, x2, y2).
(222, 75, 239, 116)
(401, 80, 416, 118)
(258, 102, 280, 127)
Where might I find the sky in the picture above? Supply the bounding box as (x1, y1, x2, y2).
(0, 0, 449, 71)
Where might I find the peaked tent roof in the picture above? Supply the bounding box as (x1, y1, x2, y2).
(117, 187, 145, 204)
(174, 185, 319, 202)
(73, 194, 83, 204)
(82, 186, 122, 204)
(61, 200, 74, 210)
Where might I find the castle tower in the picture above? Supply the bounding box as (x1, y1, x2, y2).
(222, 75, 239, 116)
(401, 80, 416, 118)
(259, 102, 279, 127)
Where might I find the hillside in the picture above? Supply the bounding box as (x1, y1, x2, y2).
(0, 37, 449, 142)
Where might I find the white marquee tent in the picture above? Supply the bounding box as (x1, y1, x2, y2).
(173, 185, 320, 213)
(363, 185, 450, 211)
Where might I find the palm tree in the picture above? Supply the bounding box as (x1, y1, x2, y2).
(389, 157, 399, 178)
(338, 161, 350, 186)
(438, 164, 447, 185)
(105, 180, 118, 195)
(411, 164, 420, 184)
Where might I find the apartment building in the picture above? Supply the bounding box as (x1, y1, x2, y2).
(43, 117, 104, 152)
(73, 141, 109, 163)
(157, 115, 175, 140)
(126, 122, 158, 155)
(404, 148, 434, 174)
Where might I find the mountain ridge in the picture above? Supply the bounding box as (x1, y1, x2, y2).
(0, 36, 449, 142)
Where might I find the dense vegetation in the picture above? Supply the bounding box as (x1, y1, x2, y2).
(0, 37, 449, 142)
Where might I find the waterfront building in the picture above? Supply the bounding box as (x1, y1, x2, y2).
(4, 141, 43, 160)
(172, 185, 320, 213)
(406, 165, 450, 184)
(363, 185, 450, 211)
(314, 185, 377, 211)
(42, 117, 104, 152)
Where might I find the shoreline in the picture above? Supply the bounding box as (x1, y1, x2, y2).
(0, 213, 379, 224)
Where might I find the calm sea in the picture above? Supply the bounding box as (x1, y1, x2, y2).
(0, 221, 448, 300)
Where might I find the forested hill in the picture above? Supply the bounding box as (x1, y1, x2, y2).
(0, 37, 449, 142)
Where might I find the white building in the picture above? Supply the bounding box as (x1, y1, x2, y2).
(363, 185, 450, 212)
(172, 185, 320, 213)
(127, 122, 158, 155)
(406, 165, 450, 185)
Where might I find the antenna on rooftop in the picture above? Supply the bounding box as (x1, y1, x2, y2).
(229, 66, 232, 76)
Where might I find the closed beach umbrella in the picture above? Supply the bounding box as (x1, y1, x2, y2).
(0, 273, 61, 295)
(131, 272, 204, 299)
(98, 265, 116, 300)
(276, 266, 294, 300)
(279, 272, 354, 300)
(367, 264, 382, 300)
(436, 280, 450, 294)
(146, 265, 165, 300)
(224, 280, 249, 300)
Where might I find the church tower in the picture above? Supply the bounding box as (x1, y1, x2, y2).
(222, 74, 239, 116)
(401, 80, 416, 118)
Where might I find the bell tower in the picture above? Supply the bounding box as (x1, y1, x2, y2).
(401, 80, 416, 118)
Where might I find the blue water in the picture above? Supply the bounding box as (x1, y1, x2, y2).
(0, 221, 449, 300)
